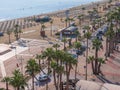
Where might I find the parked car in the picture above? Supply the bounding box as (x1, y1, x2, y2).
(39, 74, 49, 81)
(0, 32, 4, 36)
(76, 50, 83, 55)
(81, 45, 87, 51)
(72, 54, 77, 58)
(48, 41, 54, 44)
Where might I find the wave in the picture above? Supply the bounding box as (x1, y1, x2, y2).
(0, 18, 9, 22)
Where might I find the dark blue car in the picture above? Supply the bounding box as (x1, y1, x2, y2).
(0, 32, 4, 36)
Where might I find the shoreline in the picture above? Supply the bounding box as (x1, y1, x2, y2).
(0, 0, 107, 21)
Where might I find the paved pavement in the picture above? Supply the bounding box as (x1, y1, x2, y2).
(0, 38, 53, 89)
(0, 31, 120, 89)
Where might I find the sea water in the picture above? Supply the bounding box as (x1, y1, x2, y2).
(0, 0, 101, 20)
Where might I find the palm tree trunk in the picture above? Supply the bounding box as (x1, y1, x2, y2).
(65, 21, 67, 27)
(98, 63, 101, 74)
(66, 72, 69, 90)
(6, 82, 9, 90)
(68, 20, 70, 26)
(59, 73, 62, 90)
(17, 87, 20, 90)
(64, 42, 66, 51)
(75, 55, 78, 80)
(65, 64, 69, 90)
(53, 70, 57, 90)
(46, 60, 51, 90)
(76, 36, 78, 42)
(111, 38, 114, 53)
(85, 39, 88, 80)
(66, 65, 71, 90)
(95, 49, 98, 75)
(39, 59, 41, 68)
(8, 35, 11, 44)
(32, 76, 34, 90)
(60, 60, 63, 90)
(57, 74, 60, 90)
(18, 33, 21, 39)
(91, 61, 95, 74)
(105, 37, 108, 60)
(108, 41, 111, 57)
(46, 82, 48, 90)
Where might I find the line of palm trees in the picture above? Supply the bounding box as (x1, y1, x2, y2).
(6, 24, 22, 44)
(105, 6, 120, 59)
(1, 47, 77, 90)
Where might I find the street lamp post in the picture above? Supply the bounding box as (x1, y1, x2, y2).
(26, 40, 31, 54)
(20, 56, 24, 75)
(14, 46, 17, 59)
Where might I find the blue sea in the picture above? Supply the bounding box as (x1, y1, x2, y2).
(0, 0, 101, 20)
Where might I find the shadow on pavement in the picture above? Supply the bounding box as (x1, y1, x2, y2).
(35, 78, 51, 87)
(96, 75, 120, 85)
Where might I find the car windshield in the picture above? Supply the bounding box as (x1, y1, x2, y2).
(40, 75, 47, 78)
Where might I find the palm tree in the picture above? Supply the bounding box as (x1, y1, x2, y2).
(1, 77, 10, 90)
(83, 25, 90, 32)
(108, 0, 112, 4)
(53, 50, 65, 90)
(50, 60, 58, 89)
(6, 29, 12, 44)
(68, 17, 74, 26)
(53, 43, 60, 51)
(105, 26, 115, 58)
(60, 18, 65, 27)
(25, 59, 39, 90)
(77, 14, 84, 25)
(41, 24, 46, 39)
(62, 37, 67, 51)
(92, 38, 102, 75)
(10, 70, 27, 90)
(74, 30, 80, 42)
(62, 17, 74, 27)
(81, 7, 86, 15)
(87, 56, 95, 74)
(14, 24, 22, 40)
(74, 42, 81, 80)
(36, 54, 44, 69)
(40, 22, 44, 31)
(42, 48, 54, 75)
(97, 58, 105, 73)
(50, 19, 53, 36)
(63, 53, 77, 90)
(84, 31, 91, 80)
(91, 19, 97, 32)
(42, 48, 55, 90)
(64, 18, 69, 27)
(41, 24, 46, 30)
(88, 56, 105, 74)
(51, 60, 64, 90)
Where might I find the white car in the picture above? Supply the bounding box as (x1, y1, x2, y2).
(39, 74, 49, 81)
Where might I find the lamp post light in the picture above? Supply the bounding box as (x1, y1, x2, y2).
(20, 56, 24, 75)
